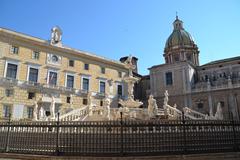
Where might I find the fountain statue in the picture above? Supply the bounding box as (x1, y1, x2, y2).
(214, 102, 223, 120)
(39, 107, 46, 121)
(50, 96, 56, 119)
(163, 90, 169, 116)
(148, 95, 158, 118)
(104, 97, 111, 120)
(33, 101, 39, 121)
(119, 55, 143, 108)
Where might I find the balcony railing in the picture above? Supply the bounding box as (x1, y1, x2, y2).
(75, 89, 89, 96)
(191, 77, 240, 93)
(0, 77, 19, 86)
(95, 92, 106, 98)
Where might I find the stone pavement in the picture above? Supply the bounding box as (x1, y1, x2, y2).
(0, 152, 240, 160)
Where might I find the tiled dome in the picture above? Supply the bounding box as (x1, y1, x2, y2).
(165, 16, 195, 49)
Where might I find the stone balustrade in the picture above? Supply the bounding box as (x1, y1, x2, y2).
(191, 77, 240, 93)
(59, 106, 89, 121)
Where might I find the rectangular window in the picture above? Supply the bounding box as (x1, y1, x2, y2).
(27, 107, 33, 119)
(69, 60, 74, 67)
(28, 68, 38, 82)
(82, 78, 89, 91)
(197, 103, 204, 109)
(84, 63, 89, 70)
(10, 46, 19, 54)
(6, 63, 18, 79)
(220, 101, 225, 107)
(83, 99, 88, 105)
(28, 92, 35, 99)
(166, 72, 173, 85)
(66, 75, 74, 88)
(48, 71, 57, 85)
(32, 51, 40, 60)
(5, 89, 14, 97)
(66, 96, 71, 103)
(117, 85, 123, 97)
(3, 105, 11, 118)
(118, 71, 122, 78)
(101, 67, 105, 74)
(100, 100, 103, 106)
(99, 81, 105, 93)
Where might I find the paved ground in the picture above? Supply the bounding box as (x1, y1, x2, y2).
(0, 152, 240, 160)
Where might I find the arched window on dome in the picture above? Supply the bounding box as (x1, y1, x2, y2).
(186, 54, 192, 61)
(174, 54, 179, 62)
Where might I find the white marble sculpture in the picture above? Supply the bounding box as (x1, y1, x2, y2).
(88, 96, 93, 116)
(148, 95, 158, 118)
(119, 55, 143, 108)
(50, 96, 56, 119)
(104, 97, 111, 120)
(163, 90, 169, 106)
(39, 107, 46, 121)
(124, 55, 135, 77)
(214, 102, 223, 120)
(33, 101, 38, 121)
(173, 104, 178, 118)
(163, 90, 169, 115)
(51, 26, 62, 45)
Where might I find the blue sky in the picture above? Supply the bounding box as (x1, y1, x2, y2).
(1, 0, 240, 75)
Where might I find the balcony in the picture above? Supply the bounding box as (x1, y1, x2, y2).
(95, 92, 106, 98)
(41, 93, 62, 103)
(75, 89, 89, 96)
(59, 86, 75, 94)
(0, 77, 19, 87)
(20, 81, 42, 90)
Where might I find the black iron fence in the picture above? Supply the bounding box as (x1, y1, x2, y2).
(0, 114, 239, 156)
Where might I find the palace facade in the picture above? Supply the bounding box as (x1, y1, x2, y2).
(147, 16, 240, 120)
(0, 27, 128, 120)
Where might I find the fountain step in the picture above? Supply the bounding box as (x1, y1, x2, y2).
(158, 109, 165, 115)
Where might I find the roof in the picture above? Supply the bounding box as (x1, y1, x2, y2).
(148, 60, 196, 70)
(0, 27, 126, 69)
(201, 56, 240, 67)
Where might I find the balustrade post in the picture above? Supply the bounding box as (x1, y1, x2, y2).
(120, 112, 123, 156)
(182, 111, 187, 154)
(5, 113, 11, 152)
(55, 112, 60, 156)
(230, 112, 238, 151)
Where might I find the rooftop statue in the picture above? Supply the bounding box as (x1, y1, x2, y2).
(51, 26, 62, 45)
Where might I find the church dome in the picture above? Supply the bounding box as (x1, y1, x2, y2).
(165, 16, 195, 49)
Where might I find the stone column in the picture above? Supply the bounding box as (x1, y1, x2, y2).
(229, 92, 239, 120)
(208, 93, 213, 117)
(170, 55, 173, 63)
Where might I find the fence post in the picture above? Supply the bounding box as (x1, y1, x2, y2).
(120, 112, 123, 156)
(230, 112, 237, 151)
(5, 113, 11, 152)
(182, 111, 187, 154)
(55, 112, 60, 156)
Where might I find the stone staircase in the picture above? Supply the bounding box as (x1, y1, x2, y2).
(59, 106, 89, 121)
(164, 104, 207, 120)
